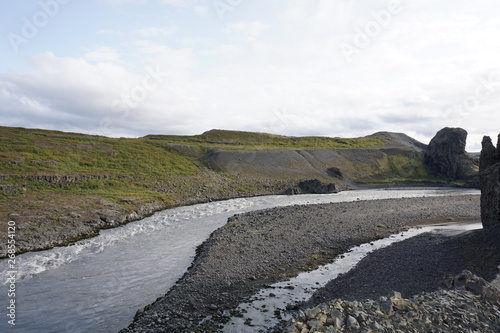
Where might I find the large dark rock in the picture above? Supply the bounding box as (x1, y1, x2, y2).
(424, 127, 478, 181)
(298, 179, 337, 194)
(285, 179, 337, 195)
(480, 134, 500, 229)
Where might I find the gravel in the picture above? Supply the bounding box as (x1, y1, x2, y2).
(120, 194, 482, 333)
(285, 288, 500, 333)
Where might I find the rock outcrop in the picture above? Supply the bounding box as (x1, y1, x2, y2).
(285, 179, 337, 195)
(479, 134, 500, 229)
(424, 127, 479, 181)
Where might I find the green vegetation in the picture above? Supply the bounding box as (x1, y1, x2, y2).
(354, 153, 443, 185)
(146, 129, 388, 150)
(0, 126, 199, 177)
(0, 126, 394, 205)
(1, 125, 458, 255)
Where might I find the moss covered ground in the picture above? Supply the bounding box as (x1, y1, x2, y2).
(0, 125, 455, 254)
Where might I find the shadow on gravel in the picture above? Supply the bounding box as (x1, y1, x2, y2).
(304, 227, 500, 308)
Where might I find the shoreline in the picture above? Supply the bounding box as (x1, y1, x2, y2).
(0, 183, 474, 258)
(284, 225, 500, 332)
(121, 194, 481, 333)
(0, 178, 299, 258)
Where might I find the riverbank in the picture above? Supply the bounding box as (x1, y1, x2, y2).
(121, 195, 481, 333)
(0, 172, 298, 257)
(0, 126, 462, 258)
(284, 226, 500, 332)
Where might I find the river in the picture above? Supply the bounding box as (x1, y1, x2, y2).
(0, 188, 480, 332)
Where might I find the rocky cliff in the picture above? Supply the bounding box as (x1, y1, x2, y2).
(424, 127, 479, 183)
(480, 134, 500, 229)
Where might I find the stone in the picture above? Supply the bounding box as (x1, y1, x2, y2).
(305, 307, 321, 319)
(327, 167, 343, 179)
(445, 270, 500, 301)
(424, 127, 478, 181)
(479, 136, 499, 171)
(286, 326, 301, 333)
(284, 188, 302, 195)
(390, 291, 411, 310)
(379, 300, 393, 315)
(480, 134, 500, 229)
(346, 315, 360, 328)
(298, 179, 337, 194)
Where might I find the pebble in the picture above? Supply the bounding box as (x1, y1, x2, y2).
(120, 195, 481, 332)
(285, 275, 500, 333)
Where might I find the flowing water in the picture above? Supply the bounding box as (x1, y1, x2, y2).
(0, 188, 479, 332)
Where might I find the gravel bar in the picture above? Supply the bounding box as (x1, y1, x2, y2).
(121, 195, 480, 333)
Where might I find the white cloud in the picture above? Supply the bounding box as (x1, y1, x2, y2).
(103, 0, 148, 5)
(158, 0, 211, 17)
(3, 0, 500, 152)
(203, 43, 244, 59)
(85, 46, 120, 63)
(96, 29, 122, 36)
(129, 41, 198, 70)
(228, 21, 270, 37)
(158, 0, 195, 7)
(134, 26, 178, 38)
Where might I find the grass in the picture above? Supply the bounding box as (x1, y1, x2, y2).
(0, 126, 396, 204)
(0, 124, 456, 255)
(0, 125, 453, 211)
(0, 127, 199, 177)
(145, 129, 389, 150)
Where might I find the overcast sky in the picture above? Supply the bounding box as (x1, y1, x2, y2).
(2, 0, 500, 151)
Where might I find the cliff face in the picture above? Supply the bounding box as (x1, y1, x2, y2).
(479, 135, 500, 229)
(424, 127, 479, 182)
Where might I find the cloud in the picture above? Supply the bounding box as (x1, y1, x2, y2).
(0, 52, 207, 137)
(158, 0, 195, 7)
(134, 26, 178, 38)
(103, 0, 148, 5)
(228, 21, 270, 37)
(3, 0, 500, 153)
(85, 46, 120, 63)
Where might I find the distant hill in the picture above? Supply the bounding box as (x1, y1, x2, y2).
(365, 131, 428, 152)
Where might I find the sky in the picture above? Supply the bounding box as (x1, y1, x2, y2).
(1, 0, 500, 151)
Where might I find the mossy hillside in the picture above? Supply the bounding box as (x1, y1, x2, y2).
(146, 129, 389, 150)
(0, 126, 238, 253)
(0, 125, 444, 255)
(352, 153, 439, 184)
(0, 127, 199, 177)
(0, 126, 393, 202)
(0, 126, 441, 209)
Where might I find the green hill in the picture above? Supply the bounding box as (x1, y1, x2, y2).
(0, 126, 445, 255)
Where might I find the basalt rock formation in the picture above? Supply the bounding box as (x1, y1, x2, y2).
(424, 127, 479, 182)
(284, 179, 337, 195)
(479, 134, 500, 229)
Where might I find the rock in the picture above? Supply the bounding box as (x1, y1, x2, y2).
(446, 270, 500, 301)
(424, 127, 479, 181)
(389, 291, 411, 310)
(479, 135, 499, 171)
(284, 188, 302, 195)
(346, 315, 360, 328)
(305, 307, 321, 319)
(298, 179, 337, 194)
(284, 288, 500, 332)
(480, 134, 500, 229)
(327, 167, 343, 179)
